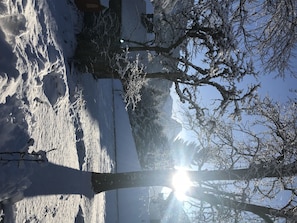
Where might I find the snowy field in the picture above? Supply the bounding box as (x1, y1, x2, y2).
(0, 0, 117, 222)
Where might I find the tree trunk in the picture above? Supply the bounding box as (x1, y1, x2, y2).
(91, 170, 174, 193)
(92, 161, 297, 193)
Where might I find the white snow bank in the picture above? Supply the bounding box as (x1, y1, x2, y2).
(0, 0, 111, 222)
(0, 95, 34, 207)
(1, 0, 151, 222)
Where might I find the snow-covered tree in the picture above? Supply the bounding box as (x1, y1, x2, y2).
(229, 0, 297, 76)
(75, 1, 258, 117)
(172, 97, 297, 222)
(75, 0, 296, 117)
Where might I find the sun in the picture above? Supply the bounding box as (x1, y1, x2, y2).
(172, 170, 192, 201)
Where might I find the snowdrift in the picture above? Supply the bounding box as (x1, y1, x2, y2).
(0, 0, 150, 222)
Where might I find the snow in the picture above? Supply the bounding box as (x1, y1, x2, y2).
(0, 0, 149, 222)
(0, 0, 108, 221)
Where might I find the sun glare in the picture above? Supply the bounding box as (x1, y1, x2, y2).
(172, 170, 192, 201)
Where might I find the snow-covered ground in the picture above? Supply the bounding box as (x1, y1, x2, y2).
(0, 0, 146, 222)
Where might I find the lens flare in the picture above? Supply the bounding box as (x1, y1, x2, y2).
(172, 170, 192, 201)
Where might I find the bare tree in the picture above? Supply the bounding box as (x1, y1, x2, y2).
(175, 97, 297, 222)
(229, 0, 297, 76)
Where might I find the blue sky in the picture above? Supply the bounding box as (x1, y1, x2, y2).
(259, 74, 296, 101)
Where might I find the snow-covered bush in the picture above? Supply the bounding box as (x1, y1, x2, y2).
(114, 47, 147, 110)
(74, 10, 147, 109)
